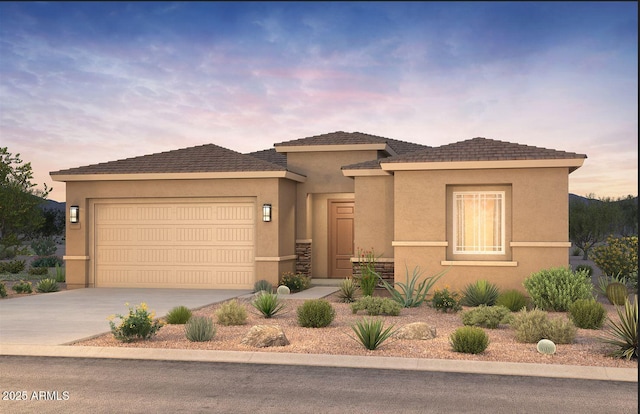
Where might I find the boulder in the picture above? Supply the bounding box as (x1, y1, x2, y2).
(241, 325, 290, 348)
(394, 322, 437, 340)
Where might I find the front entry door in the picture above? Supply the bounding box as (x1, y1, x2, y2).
(329, 200, 355, 278)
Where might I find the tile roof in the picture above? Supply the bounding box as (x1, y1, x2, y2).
(274, 131, 429, 154)
(381, 137, 587, 164)
(246, 148, 287, 167)
(51, 143, 287, 175)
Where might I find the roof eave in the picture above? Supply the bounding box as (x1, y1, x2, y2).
(380, 158, 586, 171)
(50, 170, 307, 183)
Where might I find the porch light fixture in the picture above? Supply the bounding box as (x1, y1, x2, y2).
(262, 204, 272, 222)
(70, 206, 79, 224)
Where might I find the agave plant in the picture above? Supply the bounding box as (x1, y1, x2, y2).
(251, 292, 286, 318)
(460, 279, 500, 307)
(349, 318, 397, 350)
(599, 295, 638, 360)
(378, 265, 447, 308)
(336, 278, 358, 303)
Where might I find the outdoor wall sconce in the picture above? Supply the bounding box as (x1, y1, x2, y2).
(70, 206, 79, 224)
(262, 204, 272, 222)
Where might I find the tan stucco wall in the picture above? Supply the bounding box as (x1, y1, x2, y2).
(62, 177, 295, 289)
(393, 167, 571, 293)
(287, 150, 377, 238)
(354, 175, 394, 259)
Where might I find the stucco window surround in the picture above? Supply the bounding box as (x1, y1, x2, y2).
(446, 185, 512, 262)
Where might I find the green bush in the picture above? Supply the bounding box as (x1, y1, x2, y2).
(108, 302, 163, 342)
(35, 278, 59, 293)
(216, 299, 248, 326)
(461, 305, 512, 329)
(351, 296, 402, 316)
(574, 264, 593, 277)
(450, 326, 489, 354)
(430, 287, 462, 313)
(591, 236, 638, 281)
(379, 265, 446, 308)
(0, 260, 26, 274)
(165, 305, 192, 324)
(297, 299, 336, 328)
(355, 248, 380, 296)
(279, 272, 310, 292)
(253, 279, 273, 294)
(460, 279, 500, 307)
(571, 247, 582, 257)
(523, 267, 594, 312)
(496, 290, 528, 312)
(350, 318, 397, 350)
(30, 237, 58, 256)
(28, 266, 50, 276)
(510, 308, 577, 344)
(185, 316, 216, 342)
(54, 264, 65, 283)
(336, 278, 358, 303)
(0, 282, 7, 298)
(568, 299, 606, 329)
(11, 280, 32, 294)
(599, 295, 638, 360)
(31, 256, 64, 268)
(251, 292, 286, 318)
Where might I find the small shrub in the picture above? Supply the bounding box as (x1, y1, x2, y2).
(571, 247, 582, 257)
(253, 279, 273, 294)
(11, 280, 32, 294)
(430, 287, 462, 313)
(591, 236, 638, 282)
(599, 295, 638, 360)
(280, 272, 310, 292)
(31, 256, 64, 268)
(461, 305, 512, 329)
(0, 260, 26, 274)
(336, 278, 358, 303)
(496, 290, 528, 312)
(165, 305, 192, 324)
(108, 302, 163, 342)
(355, 248, 380, 296)
(510, 308, 576, 344)
(185, 316, 216, 342)
(351, 296, 402, 316)
(379, 264, 447, 308)
(523, 267, 594, 312)
(30, 236, 58, 256)
(450, 326, 489, 354)
(28, 266, 50, 276)
(0, 282, 7, 298)
(568, 299, 606, 329)
(54, 264, 65, 283)
(460, 280, 500, 307)
(216, 299, 248, 326)
(35, 278, 59, 293)
(574, 264, 593, 277)
(251, 292, 286, 318)
(350, 318, 397, 350)
(297, 299, 336, 328)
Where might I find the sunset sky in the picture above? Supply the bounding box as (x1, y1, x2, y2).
(1, 2, 637, 202)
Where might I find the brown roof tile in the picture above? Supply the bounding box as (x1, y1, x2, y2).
(51, 143, 287, 175)
(274, 131, 429, 154)
(381, 137, 587, 163)
(246, 148, 287, 167)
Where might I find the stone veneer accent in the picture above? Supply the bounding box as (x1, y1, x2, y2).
(295, 241, 312, 277)
(351, 259, 395, 284)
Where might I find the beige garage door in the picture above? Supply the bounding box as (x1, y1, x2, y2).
(94, 199, 255, 289)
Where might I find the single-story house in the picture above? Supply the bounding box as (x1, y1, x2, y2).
(50, 131, 586, 292)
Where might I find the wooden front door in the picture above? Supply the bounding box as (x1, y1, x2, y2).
(329, 200, 355, 278)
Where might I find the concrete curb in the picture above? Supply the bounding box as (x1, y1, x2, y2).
(1, 344, 636, 383)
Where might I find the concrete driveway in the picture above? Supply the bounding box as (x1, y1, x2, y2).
(0, 288, 250, 345)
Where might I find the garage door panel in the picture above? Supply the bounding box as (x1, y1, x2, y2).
(95, 200, 255, 289)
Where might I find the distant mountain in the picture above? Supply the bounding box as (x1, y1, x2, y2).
(41, 199, 65, 212)
(569, 193, 638, 206)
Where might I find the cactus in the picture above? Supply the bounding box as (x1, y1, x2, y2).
(276, 285, 291, 295)
(606, 282, 628, 306)
(536, 339, 556, 355)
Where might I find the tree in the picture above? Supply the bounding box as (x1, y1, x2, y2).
(0, 147, 51, 257)
(569, 195, 618, 260)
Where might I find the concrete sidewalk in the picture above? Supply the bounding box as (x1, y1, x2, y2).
(0, 286, 636, 383)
